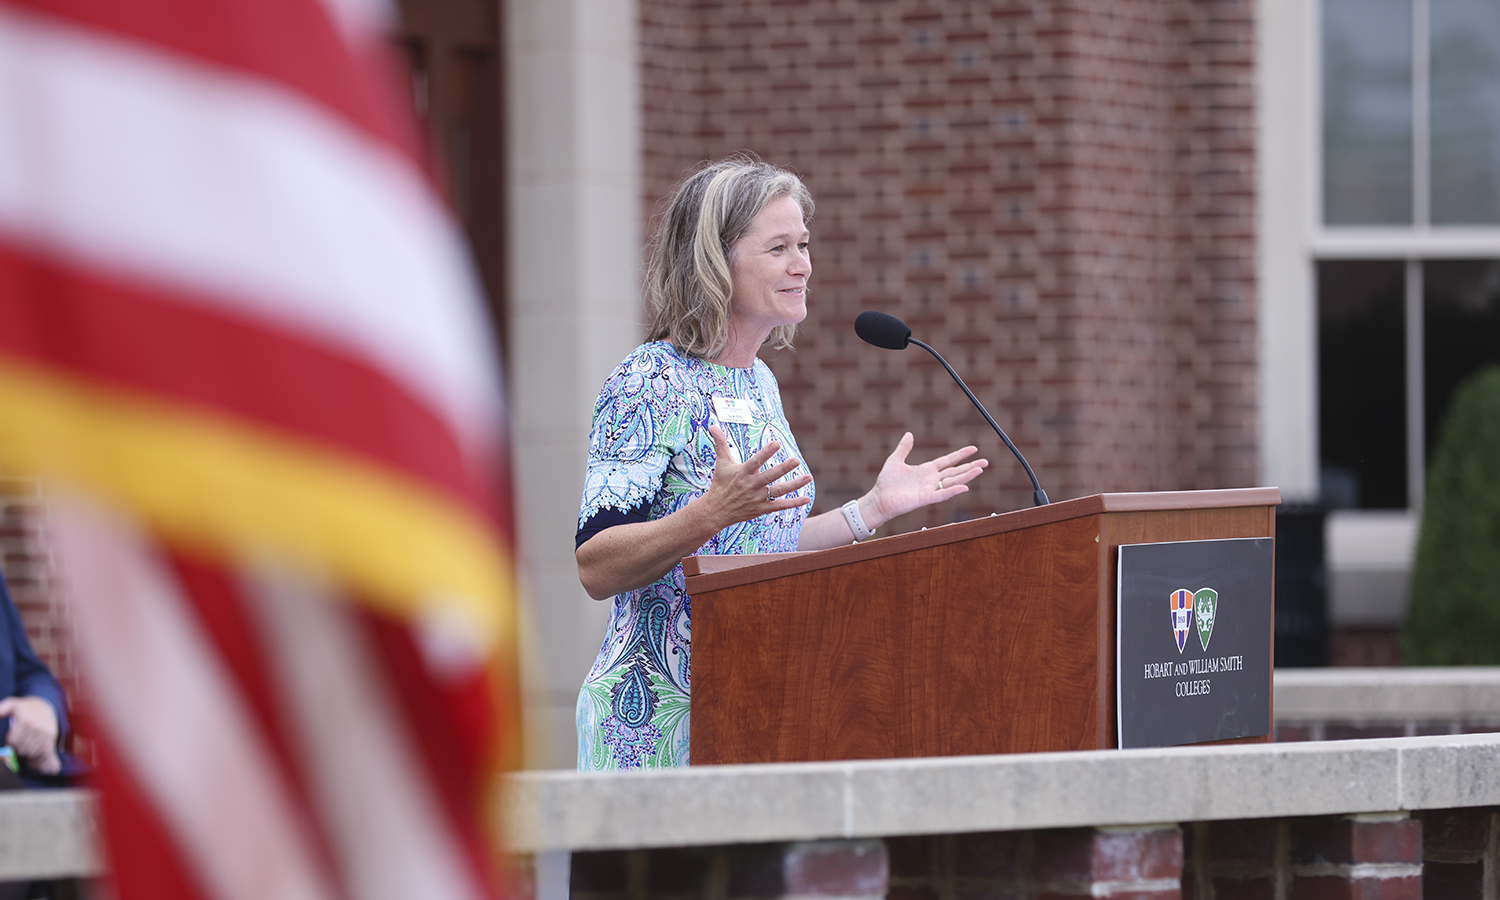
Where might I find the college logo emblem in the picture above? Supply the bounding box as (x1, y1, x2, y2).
(1169, 589, 1193, 653)
(1194, 588, 1218, 651)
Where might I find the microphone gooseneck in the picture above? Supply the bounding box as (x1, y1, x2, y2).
(855, 311, 1049, 507)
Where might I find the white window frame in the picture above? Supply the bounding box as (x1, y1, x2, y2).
(1258, 0, 1500, 626)
(1260, 0, 1500, 501)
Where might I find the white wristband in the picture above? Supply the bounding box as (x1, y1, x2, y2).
(840, 499, 876, 542)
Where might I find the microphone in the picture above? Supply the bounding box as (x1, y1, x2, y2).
(854, 311, 1049, 507)
(853, 310, 912, 350)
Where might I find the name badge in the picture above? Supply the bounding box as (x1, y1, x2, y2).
(711, 396, 755, 425)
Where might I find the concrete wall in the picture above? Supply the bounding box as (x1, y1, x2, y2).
(505, 734, 1500, 898)
(503, 667, 1500, 897)
(1274, 666, 1500, 739)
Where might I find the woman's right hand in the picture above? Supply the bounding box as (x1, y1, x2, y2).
(696, 425, 812, 531)
(575, 425, 812, 600)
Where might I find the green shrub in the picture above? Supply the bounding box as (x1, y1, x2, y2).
(1404, 365, 1500, 664)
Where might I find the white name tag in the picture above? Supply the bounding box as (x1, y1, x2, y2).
(711, 396, 755, 425)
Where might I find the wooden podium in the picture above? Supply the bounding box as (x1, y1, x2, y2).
(683, 488, 1280, 765)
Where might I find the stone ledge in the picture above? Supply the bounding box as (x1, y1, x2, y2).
(1274, 667, 1500, 721)
(0, 789, 100, 880)
(500, 733, 1500, 854)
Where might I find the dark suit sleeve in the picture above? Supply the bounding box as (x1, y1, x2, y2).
(0, 574, 68, 747)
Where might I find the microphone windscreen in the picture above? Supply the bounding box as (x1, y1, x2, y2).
(855, 311, 912, 350)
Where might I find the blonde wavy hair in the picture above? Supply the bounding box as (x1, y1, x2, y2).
(645, 156, 814, 360)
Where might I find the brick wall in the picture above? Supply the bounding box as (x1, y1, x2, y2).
(640, 0, 1258, 527)
(570, 840, 890, 900)
(889, 827, 1183, 899)
(552, 811, 1497, 899)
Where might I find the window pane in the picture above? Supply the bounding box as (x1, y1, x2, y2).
(1423, 260, 1500, 454)
(1323, 0, 1413, 224)
(1319, 260, 1408, 509)
(1430, 0, 1500, 223)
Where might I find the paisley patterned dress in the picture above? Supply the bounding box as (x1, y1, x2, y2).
(575, 341, 813, 770)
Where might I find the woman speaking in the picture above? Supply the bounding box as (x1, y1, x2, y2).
(574, 157, 987, 770)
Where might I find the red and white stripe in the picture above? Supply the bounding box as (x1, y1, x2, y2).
(54, 497, 491, 900)
(0, 2, 503, 464)
(54, 500, 346, 900)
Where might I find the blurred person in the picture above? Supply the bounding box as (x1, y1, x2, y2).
(574, 157, 988, 770)
(0, 570, 82, 900)
(0, 571, 77, 786)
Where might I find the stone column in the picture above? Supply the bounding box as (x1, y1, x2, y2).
(888, 828, 1182, 898)
(1031, 826, 1183, 899)
(777, 840, 889, 899)
(566, 840, 889, 900)
(504, 0, 644, 769)
(1183, 819, 1282, 900)
(1288, 813, 1423, 899)
(1419, 808, 1497, 899)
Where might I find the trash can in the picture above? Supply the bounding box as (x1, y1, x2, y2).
(1274, 505, 1329, 667)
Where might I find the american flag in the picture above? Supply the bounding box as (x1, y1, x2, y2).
(0, 1, 516, 898)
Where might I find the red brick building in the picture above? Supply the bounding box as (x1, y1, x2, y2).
(639, 0, 1258, 523)
(6, 0, 1497, 769)
(492, 0, 1279, 765)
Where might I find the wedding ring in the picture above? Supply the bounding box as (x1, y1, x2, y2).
(767, 487, 775, 503)
(938, 478, 944, 490)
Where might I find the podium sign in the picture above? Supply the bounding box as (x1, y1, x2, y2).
(1116, 537, 1274, 749)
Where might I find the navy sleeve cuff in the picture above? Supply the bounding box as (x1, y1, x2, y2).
(575, 497, 652, 549)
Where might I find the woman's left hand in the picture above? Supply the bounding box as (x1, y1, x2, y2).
(793, 432, 989, 552)
(866, 432, 987, 528)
